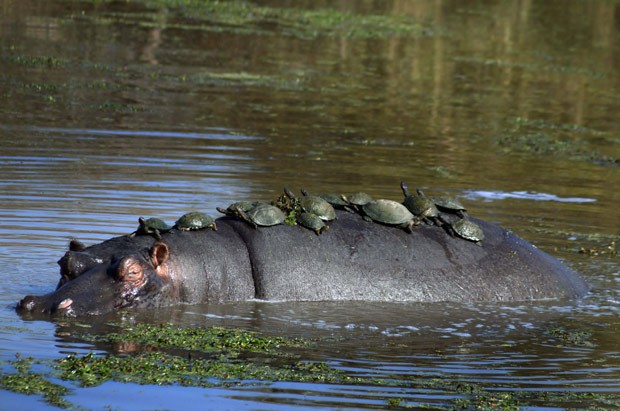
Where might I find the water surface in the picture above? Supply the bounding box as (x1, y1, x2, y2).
(1, 0, 619, 409)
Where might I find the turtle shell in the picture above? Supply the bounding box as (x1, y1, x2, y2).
(297, 212, 328, 234)
(362, 199, 415, 225)
(319, 193, 348, 207)
(403, 190, 439, 219)
(175, 212, 217, 231)
(300, 196, 336, 221)
(217, 201, 259, 216)
(452, 219, 484, 242)
(433, 197, 466, 213)
(139, 217, 172, 233)
(342, 192, 373, 206)
(246, 204, 286, 226)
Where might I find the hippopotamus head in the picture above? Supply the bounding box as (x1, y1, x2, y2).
(17, 241, 177, 317)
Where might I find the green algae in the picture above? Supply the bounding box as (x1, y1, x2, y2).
(54, 323, 352, 388)
(545, 325, 595, 347)
(97, 322, 310, 353)
(0, 355, 71, 409)
(57, 351, 354, 388)
(495, 117, 619, 165)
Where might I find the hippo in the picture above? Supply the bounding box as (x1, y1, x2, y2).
(16, 210, 588, 318)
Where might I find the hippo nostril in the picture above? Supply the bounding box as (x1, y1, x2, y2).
(17, 295, 37, 311)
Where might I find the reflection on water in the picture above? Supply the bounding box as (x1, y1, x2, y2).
(1, 0, 619, 409)
(464, 190, 597, 203)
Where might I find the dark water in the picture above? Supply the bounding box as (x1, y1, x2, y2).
(1, 0, 619, 409)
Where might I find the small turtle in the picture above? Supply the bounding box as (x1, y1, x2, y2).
(361, 199, 419, 232)
(341, 192, 373, 212)
(401, 182, 440, 224)
(300, 190, 337, 221)
(449, 218, 484, 244)
(233, 203, 286, 228)
(297, 212, 329, 235)
(216, 201, 259, 216)
(433, 196, 467, 217)
(131, 217, 172, 240)
(174, 212, 217, 231)
(318, 193, 349, 208)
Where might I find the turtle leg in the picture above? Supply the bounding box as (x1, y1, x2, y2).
(315, 226, 329, 235)
(152, 229, 162, 241)
(210, 222, 218, 231)
(403, 220, 416, 233)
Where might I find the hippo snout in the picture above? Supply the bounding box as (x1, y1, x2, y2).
(17, 295, 75, 316)
(17, 295, 38, 312)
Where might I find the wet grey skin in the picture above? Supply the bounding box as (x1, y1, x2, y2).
(174, 212, 217, 231)
(361, 199, 419, 232)
(130, 217, 172, 240)
(297, 211, 329, 235)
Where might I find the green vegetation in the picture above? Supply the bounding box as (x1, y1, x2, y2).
(0, 355, 71, 409)
(95, 322, 310, 353)
(496, 117, 619, 165)
(454, 386, 521, 411)
(0, 321, 618, 411)
(545, 325, 595, 347)
(57, 351, 352, 387)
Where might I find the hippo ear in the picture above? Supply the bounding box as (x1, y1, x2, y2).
(150, 241, 169, 268)
(69, 239, 86, 252)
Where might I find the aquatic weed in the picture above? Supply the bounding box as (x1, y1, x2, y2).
(56, 351, 357, 388)
(495, 117, 619, 165)
(100, 323, 310, 353)
(0, 355, 71, 409)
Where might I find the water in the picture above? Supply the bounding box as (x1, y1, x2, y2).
(1, 0, 619, 409)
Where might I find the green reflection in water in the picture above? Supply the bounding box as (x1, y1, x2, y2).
(62, 0, 430, 39)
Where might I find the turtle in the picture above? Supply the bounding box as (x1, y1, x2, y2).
(232, 203, 286, 229)
(318, 193, 349, 208)
(299, 190, 337, 221)
(216, 201, 259, 217)
(400, 181, 440, 224)
(449, 218, 484, 244)
(130, 217, 172, 240)
(297, 211, 329, 235)
(433, 196, 467, 217)
(361, 199, 419, 232)
(341, 192, 373, 212)
(174, 212, 217, 231)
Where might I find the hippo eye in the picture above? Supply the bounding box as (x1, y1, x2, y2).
(116, 257, 145, 285)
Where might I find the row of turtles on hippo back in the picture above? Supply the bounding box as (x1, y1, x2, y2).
(216, 189, 337, 235)
(129, 211, 217, 240)
(327, 183, 483, 244)
(129, 183, 484, 244)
